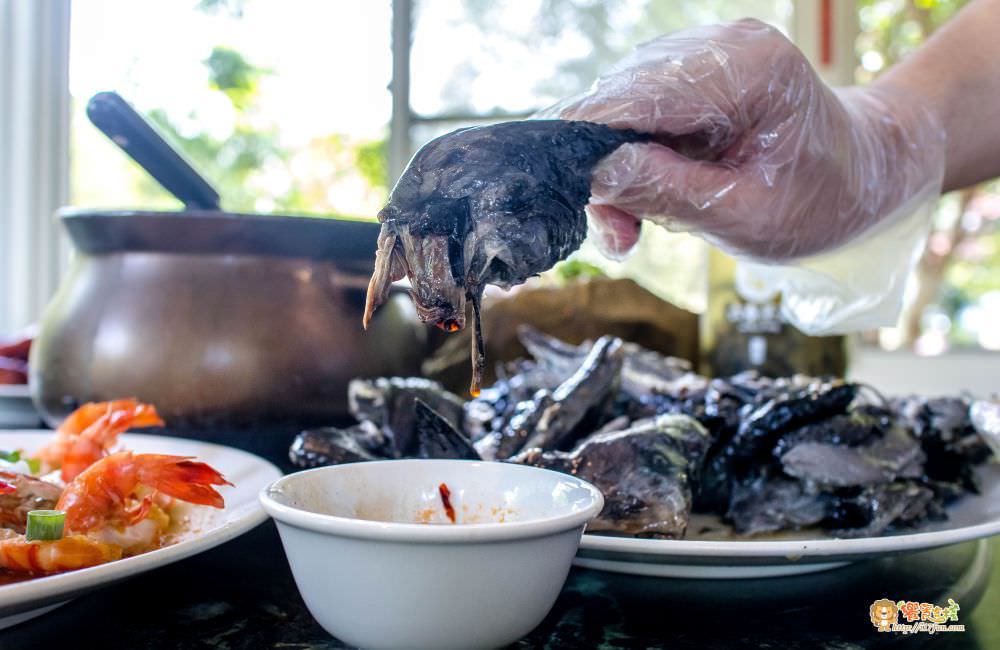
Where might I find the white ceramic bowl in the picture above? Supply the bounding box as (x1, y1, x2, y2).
(260, 459, 604, 650)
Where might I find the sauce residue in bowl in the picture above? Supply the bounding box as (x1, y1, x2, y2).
(438, 483, 456, 523)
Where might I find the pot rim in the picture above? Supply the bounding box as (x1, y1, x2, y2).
(57, 207, 375, 224)
(57, 207, 380, 262)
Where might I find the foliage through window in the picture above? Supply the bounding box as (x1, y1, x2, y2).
(70, 0, 392, 217)
(856, 0, 1000, 353)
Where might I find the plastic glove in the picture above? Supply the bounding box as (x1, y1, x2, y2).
(541, 18, 945, 262)
(540, 19, 946, 333)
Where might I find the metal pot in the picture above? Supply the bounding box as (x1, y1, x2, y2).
(31, 209, 426, 431)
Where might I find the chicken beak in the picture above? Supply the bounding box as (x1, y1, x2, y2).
(363, 225, 406, 330)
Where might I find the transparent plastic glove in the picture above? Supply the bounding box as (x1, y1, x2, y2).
(540, 19, 946, 333)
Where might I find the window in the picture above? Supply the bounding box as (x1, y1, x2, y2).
(70, 0, 392, 217)
(855, 0, 1000, 354)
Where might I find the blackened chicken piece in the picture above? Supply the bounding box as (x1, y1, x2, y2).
(471, 326, 692, 438)
(348, 377, 466, 457)
(517, 325, 693, 402)
(481, 336, 625, 460)
(824, 481, 936, 538)
(619, 345, 695, 400)
(462, 357, 571, 446)
(727, 477, 829, 536)
(728, 381, 858, 469)
(514, 414, 712, 538)
(462, 368, 550, 440)
(694, 380, 856, 513)
(363, 120, 649, 394)
(770, 411, 885, 460)
(780, 424, 925, 487)
(413, 400, 481, 460)
(462, 395, 501, 442)
(519, 336, 625, 452)
(892, 395, 992, 493)
(476, 390, 556, 461)
(645, 375, 756, 514)
(517, 325, 586, 381)
(289, 422, 390, 468)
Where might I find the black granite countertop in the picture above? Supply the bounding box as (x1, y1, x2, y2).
(4, 519, 999, 649)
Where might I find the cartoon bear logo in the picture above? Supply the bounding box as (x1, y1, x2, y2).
(870, 599, 898, 632)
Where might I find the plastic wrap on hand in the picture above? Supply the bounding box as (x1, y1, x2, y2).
(537, 19, 947, 334)
(734, 182, 938, 334)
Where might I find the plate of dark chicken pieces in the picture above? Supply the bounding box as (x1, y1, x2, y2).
(348, 118, 1000, 577)
(290, 326, 1000, 579)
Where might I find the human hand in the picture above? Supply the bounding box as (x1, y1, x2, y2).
(543, 19, 945, 262)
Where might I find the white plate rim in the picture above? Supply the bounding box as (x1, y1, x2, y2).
(0, 431, 281, 614)
(579, 465, 1000, 563)
(579, 517, 1000, 559)
(0, 385, 31, 399)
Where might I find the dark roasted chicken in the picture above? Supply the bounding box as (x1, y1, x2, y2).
(363, 120, 647, 394)
(291, 326, 997, 540)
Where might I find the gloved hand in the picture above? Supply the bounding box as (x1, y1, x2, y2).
(541, 18, 946, 263)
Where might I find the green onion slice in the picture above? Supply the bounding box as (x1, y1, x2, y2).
(26, 510, 66, 541)
(0, 450, 20, 463)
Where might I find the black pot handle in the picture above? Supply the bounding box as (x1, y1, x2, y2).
(86, 91, 221, 211)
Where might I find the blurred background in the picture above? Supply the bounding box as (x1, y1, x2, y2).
(2, 0, 998, 387)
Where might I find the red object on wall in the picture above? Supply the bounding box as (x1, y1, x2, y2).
(820, 0, 833, 65)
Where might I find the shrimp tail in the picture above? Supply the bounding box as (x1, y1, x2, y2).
(81, 403, 165, 447)
(51, 400, 166, 482)
(57, 399, 157, 435)
(57, 451, 231, 535)
(119, 403, 164, 430)
(135, 455, 232, 509)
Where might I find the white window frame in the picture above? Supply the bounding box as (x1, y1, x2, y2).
(0, 0, 72, 333)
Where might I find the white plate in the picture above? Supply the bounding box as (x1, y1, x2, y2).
(0, 431, 281, 627)
(575, 464, 1000, 579)
(0, 385, 40, 429)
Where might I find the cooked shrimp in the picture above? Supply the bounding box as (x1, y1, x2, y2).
(35, 399, 164, 481)
(0, 471, 62, 532)
(0, 528, 122, 572)
(57, 451, 230, 549)
(0, 452, 230, 573)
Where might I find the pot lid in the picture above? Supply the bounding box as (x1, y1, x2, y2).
(59, 209, 379, 263)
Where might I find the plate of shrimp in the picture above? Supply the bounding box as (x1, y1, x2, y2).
(0, 399, 281, 627)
